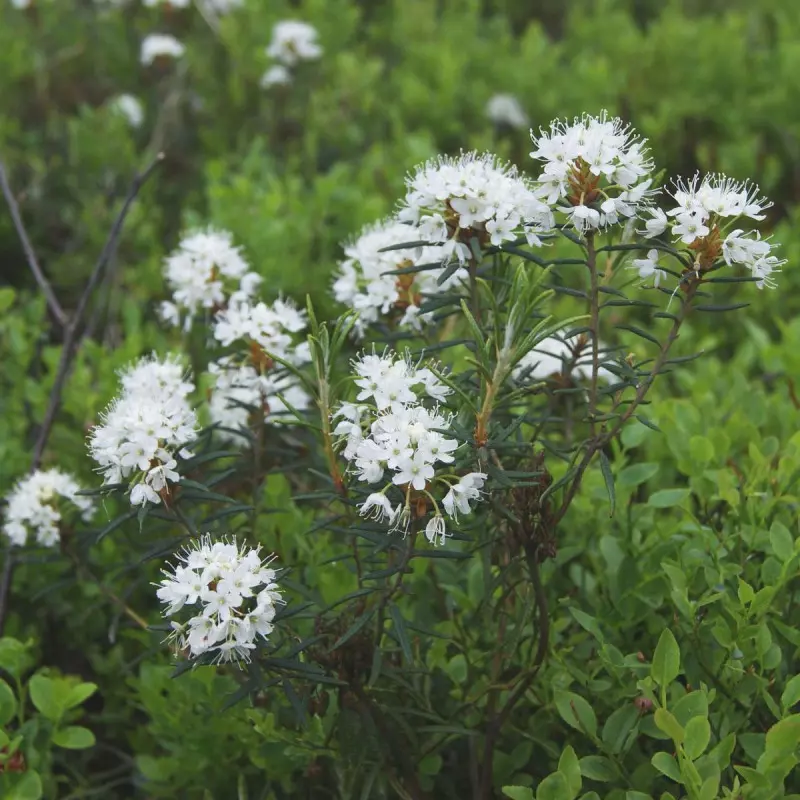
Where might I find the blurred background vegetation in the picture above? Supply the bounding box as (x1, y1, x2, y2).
(2, 1, 800, 797)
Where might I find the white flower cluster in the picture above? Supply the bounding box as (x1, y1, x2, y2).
(332, 219, 467, 336)
(529, 112, 654, 234)
(397, 151, 554, 263)
(513, 332, 613, 385)
(157, 535, 282, 663)
(208, 358, 310, 442)
(262, 20, 322, 88)
(109, 94, 144, 128)
(160, 228, 261, 330)
(208, 297, 310, 441)
(88, 355, 198, 507)
(140, 33, 185, 66)
(486, 94, 528, 129)
(640, 173, 782, 289)
(334, 352, 486, 546)
(2, 469, 94, 548)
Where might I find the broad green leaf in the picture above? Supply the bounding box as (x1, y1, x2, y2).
(688, 436, 714, 464)
(0, 638, 33, 680)
(558, 746, 582, 798)
(651, 629, 680, 688)
(502, 789, 534, 800)
(537, 771, 571, 800)
(5, 770, 43, 800)
(770, 521, 794, 563)
(52, 725, 96, 749)
(684, 716, 711, 759)
(654, 709, 684, 744)
(601, 704, 639, 754)
(578, 755, 617, 782)
(0, 678, 17, 726)
(651, 752, 681, 782)
(781, 675, 800, 713)
(618, 463, 659, 488)
(64, 682, 98, 710)
(554, 691, 597, 738)
(672, 691, 709, 727)
(28, 674, 63, 722)
(649, 489, 690, 508)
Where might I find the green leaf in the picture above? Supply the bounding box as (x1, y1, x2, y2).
(617, 463, 659, 488)
(578, 755, 617, 782)
(64, 682, 97, 710)
(651, 629, 680, 688)
(28, 674, 63, 722)
(688, 436, 714, 464)
(388, 604, 413, 664)
(684, 716, 711, 759)
(598, 452, 615, 516)
(554, 690, 598, 738)
(570, 609, 605, 644)
(5, 770, 43, 800)
(0, 287, 16, 313)
(648, 488, 690, 508)
(52, 725, 96, 749)
(330, 609, 374, 651)
(651, 752, 682, 783)
(672, 691, 709, 727)
(770, 522, 794, 563)
(601, 704, 639, 754)
(654, 708, 685, 744)
(781, 675, 800, 713)
(0, 678, 17, 726)
(502, 789, 534, 800)
(537, 771, 571, 800)
(558, 746, 582, 798)
(0, 638, 33, 679)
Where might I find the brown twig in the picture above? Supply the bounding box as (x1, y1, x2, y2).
(0, 153, 164, 636)
(0, 159, 67, 327)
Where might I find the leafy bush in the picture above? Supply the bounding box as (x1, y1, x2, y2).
(1, 2, 799, 800)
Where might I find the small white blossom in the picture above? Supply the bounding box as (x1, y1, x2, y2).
(513, 332, 613, 384)
(397, 151, 553, 260)
(485, 94, 528, 129)
(208, 357, 310, 442)
(640, 208, 668, 238)
(441, 473, 486, 521)
(88, 354, 198, 507)
(424, 515, 448, 546)
(333, 218, 467, 336)
(160, 228, 261, 330)
(157, 535, 283, 664)
(530, 112, 655, 233)
(261, 65, 292, 88)
(109, 94, 144, 128)
(266, 20, 322, 67)
(3, 469, 94, 547)
(629, 249, 666, 287)
(140, 34, 185, 66)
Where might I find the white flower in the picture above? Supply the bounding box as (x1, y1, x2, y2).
(751, 255, 783, 290)
(640, 208, 668, 238)
(333, 219, 467, 336)
(485, 94, 528, 129)
(441, 473, 486, 521)
(140, 34, 185, 66)
(2, 469, 94, 548)
(672, 212, 710, 245)
(266, 20, 322, 66)
(424, 515, 448, 546)
(397, 151, 553, 258)
(10, 0, 33, 7)
(161, 228, 261, 330)
(109, 94, 144, 128)
(143, 0, 191, 6)
(202, 0, 243, 11)
(261, 65, 292, 88)
(513, 331, 613, 384)
(208, 356, 310, 442)
(629, 249, 666, 287)
(212, 297, 309, 365)
(335, 350, 484, 542)
(359, 493, 396, 522)
(157, 535, 282, 663)
(88, 354, 198, 507)
(530, 112, 655, 233)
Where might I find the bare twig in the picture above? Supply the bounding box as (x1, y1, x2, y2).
(0, 159, 68, 327)
(0, 153, 164, 635)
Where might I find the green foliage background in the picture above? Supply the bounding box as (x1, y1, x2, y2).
(1, 1, 800, 798)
